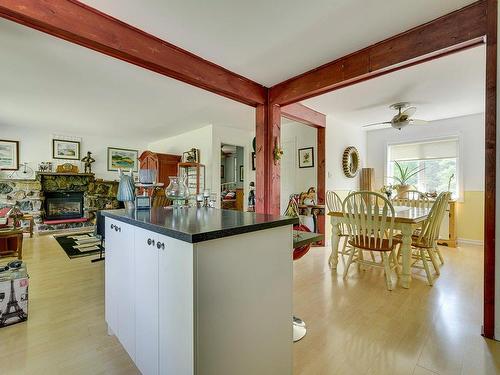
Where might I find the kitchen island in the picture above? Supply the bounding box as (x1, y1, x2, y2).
(101, 207, 297, 375)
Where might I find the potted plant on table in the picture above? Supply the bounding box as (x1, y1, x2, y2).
(390, 161, 424, 195)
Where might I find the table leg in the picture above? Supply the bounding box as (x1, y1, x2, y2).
(400, 224, 412, 288)
(329, 217, 341, 270)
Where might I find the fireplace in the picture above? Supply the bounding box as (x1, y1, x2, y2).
(44, 192, 84, 221)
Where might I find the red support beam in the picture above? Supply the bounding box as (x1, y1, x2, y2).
(281, 103, 326, 128)
(255, 104, 268, 214)
(270, 1, 487, 106)
(483, 0, 496, 340)
(0, 0, 266, 106)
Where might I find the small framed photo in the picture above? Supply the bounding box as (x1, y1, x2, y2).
(298, 147, 314, 168)
(0, 139, 19, 170)
(108, 147, 139, 172)
(251, 152, 256, 171)
(239, 165, 244, 182)
(52, 139, 80, 160)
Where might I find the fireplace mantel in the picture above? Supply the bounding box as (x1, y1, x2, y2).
(37, 172, 94, 177)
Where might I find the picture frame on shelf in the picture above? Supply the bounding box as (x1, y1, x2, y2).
(107, 147, 139, 172)
(0, 139, 19, 170)
(298, 147, 314, 168)
(182, 148, 199, 163)
(52, 139, 80, 160)
(239, 165, 244, 182)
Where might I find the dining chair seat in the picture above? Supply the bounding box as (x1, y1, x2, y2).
(348, 236, 401, 252)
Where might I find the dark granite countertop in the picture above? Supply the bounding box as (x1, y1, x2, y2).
(101, 208, 298, 243)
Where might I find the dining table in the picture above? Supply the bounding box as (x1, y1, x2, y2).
(328, 206, 431, 288)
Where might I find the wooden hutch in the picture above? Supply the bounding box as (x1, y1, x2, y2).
(138, 151, 181, 187)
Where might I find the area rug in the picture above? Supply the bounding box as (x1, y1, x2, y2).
(54, 232, 103, 259)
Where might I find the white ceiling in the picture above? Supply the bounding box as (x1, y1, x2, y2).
(0, 19, 254, 141)
(82, 0, 475, 86)
(302, 45, 486, 129)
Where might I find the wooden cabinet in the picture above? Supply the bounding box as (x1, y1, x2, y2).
(139, 151, 181, 188)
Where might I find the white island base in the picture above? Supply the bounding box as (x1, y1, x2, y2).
(105, 216, 293, 375)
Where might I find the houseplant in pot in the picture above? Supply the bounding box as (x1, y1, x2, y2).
(391, 161, 424, 195)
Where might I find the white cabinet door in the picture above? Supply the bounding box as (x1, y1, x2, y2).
(105, 217, 119, 336)
(134, 227, 159, 375)
(115, 221, 135, 361)
(158, 234, 194, 375)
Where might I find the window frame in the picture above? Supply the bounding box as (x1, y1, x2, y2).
(384, 134, 464, 201)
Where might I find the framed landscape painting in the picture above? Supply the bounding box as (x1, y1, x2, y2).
(107, 147, 138, 172)
(53, 139, 80, 160)
(0, 139, 19, 170)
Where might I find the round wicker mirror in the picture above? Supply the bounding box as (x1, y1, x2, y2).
(342, 146, 360, 178)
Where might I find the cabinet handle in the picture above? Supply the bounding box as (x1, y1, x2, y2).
(147, 238, 155, 246)
(156, 242, 165, 250)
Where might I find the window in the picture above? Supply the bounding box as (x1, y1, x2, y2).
(387, 138, 460, 198)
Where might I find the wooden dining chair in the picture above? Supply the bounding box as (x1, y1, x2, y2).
(342, 191, 401, 291)
(398, 191, 451, 285)
(326, 191, 352, 258)
(393, 190, 430, 209)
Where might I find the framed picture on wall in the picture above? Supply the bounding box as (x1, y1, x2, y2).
(239, 165, 244, 182)
(0, 139, 19, 170)
(298, 147, 314, 168)
(107, 147, 139, 172)
(251, 152, 256, 171)
(52, 139, 80, 160)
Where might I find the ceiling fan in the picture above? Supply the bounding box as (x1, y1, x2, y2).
(362, 102, 428, 130)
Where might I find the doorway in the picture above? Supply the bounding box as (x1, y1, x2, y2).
(220, 144, 245, 211)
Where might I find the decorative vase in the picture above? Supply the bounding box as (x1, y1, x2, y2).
(165, 176, 190, 207)
(396, 184, 411, 195)
(117, 169, 136, 208)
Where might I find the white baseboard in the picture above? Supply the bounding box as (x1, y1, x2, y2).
(457, 238, 484, 246)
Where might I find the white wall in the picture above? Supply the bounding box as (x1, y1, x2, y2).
(281, 121, 317, 191)
(325, 118, 367, 192)
(149, 124, 255, 210)
(365, 113, 485, 191)
(148, 125, 214, 190)
(0, 123, 148, 180)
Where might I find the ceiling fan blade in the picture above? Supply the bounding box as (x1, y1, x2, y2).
(401, 106, 417, 118)
(362, 121, 392, 128)
(410, 119, 428, 125)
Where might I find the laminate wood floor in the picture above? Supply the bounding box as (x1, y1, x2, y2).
(0, 235, 498, 374)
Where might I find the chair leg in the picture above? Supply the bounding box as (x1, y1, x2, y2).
(381, 253, 393, 291)
(390, 250, 400, 275)
(420, 249, 433, 286)
(427, 247, 440, 275)
(341, 237, 348, 256)
(343, 247, 356, 279)
(434, 243, 444, 265)
(357, 248, 365, 271)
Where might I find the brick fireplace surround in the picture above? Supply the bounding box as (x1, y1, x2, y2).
(0, 173, 120, 233)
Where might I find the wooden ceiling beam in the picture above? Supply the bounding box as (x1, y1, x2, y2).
(270, 1, 487, 106)
(281, 103, 326, 128)
(0, 0, 266, 106)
